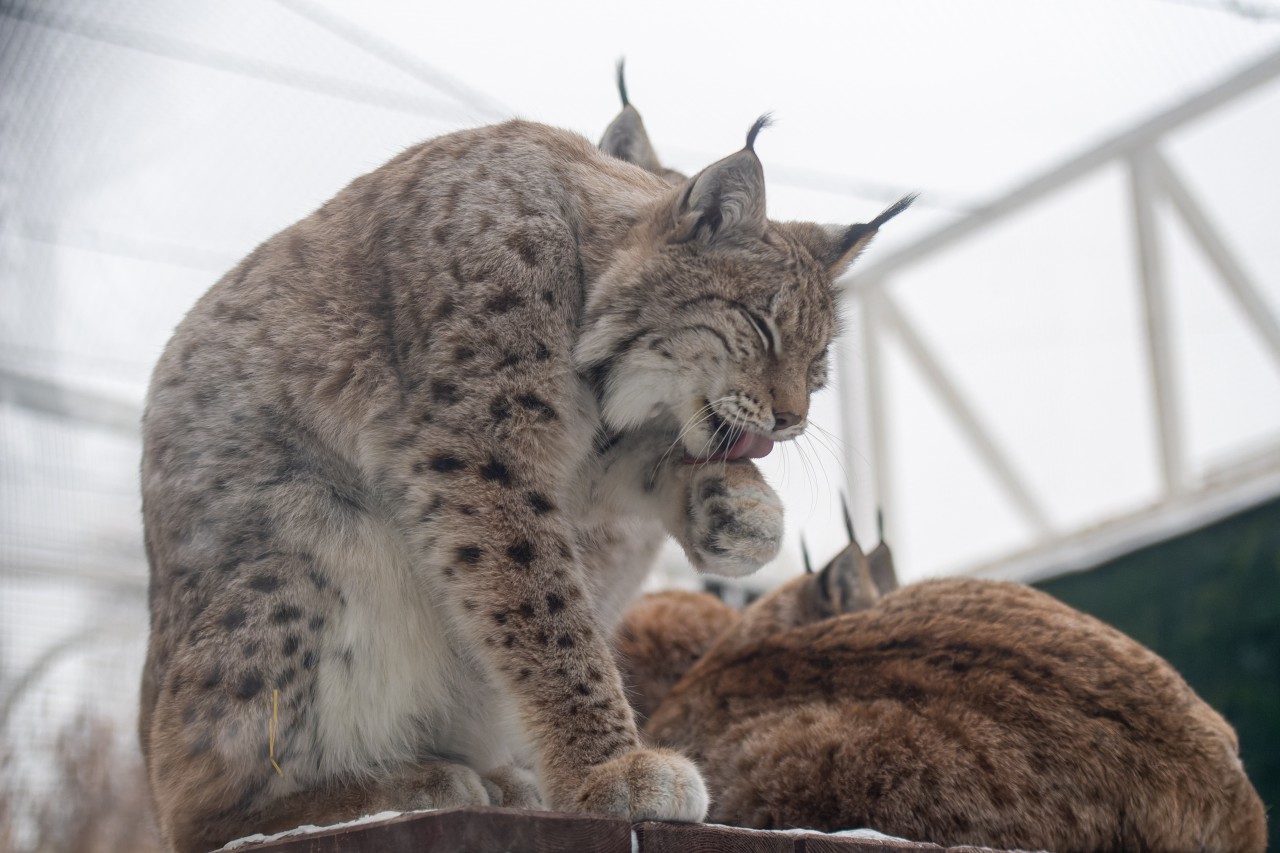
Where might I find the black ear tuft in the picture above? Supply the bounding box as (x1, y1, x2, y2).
(745, 113, 774, 151)
(615, 58, 629, 108)
(839, 492, 856, 544)
(871, 193, 918, 229)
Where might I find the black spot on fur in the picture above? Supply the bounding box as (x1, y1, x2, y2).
(202, 665, 222, 690)
(271, 605, 303, 625)
(308, 615, 325, 632)
(222, 608, 247, 631)
(541, 290, 555, 304)
(458, 545, 483, 564)
(486, 291, 524, 313)
(534, 341, 550, 360)
(306, 569, 329, 591)
(518, 668, 532, 681)
(302, 651, 318, 671)
(575, 683, 592, 696)
(248, 574, 281, 593)
(188, 731, 213, 757)
(507, 540, 536, 566)
(515, 393, 557, 420)
(428, 455, 466, 473)
(236, 672, 264, 700)
(518, 602, 536, 619)
(497, 352, 522, 370)
(506, 232, 540, 267)
(489, 398, 511, 421)
(431, 380, 461, 405)
(282, 635, 300, 656)
(526, 492, 554, 514)
(557, 634, 575, 649)
(480, 458, 511, 484)
(546, 592, 565, 613)
(453, 345, 475, 362)
(700, 479, 729, 501)
(492, 611, 508, 625)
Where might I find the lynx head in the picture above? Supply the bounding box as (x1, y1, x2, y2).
(578, 117, 914, 464)
(800, 500, 899, 622)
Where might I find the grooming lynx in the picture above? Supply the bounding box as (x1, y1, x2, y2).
(617, 521, 1267, 852)
(138, 87, 912, 850)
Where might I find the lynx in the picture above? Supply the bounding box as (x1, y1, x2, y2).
(616, 515, 1268, 853)
(137, 83, 913, 850)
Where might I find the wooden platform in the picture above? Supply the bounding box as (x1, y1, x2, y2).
(224, 807, 1008, 853)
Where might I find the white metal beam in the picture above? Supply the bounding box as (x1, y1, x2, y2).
(870, 288, 1054, 537)
(846, 47, 1280, 292)
(1150, 148, 1280, 375)
(1129, 152, 1188, 496)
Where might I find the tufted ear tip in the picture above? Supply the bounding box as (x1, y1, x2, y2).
(816, 193, 918, 276)
(745, 113, 773, 152)
(615, 57, 629, 107)
(871, 193, 917, 229)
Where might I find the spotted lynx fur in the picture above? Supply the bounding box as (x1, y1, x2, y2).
(616, 522, 1267, 852)
(138, 83, 912, 851)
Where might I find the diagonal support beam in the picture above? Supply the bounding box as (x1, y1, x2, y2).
(870, 288, 1053, 537)
(1149, 148, 1280, 376)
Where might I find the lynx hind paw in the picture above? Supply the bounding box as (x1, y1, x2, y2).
(399, 761, 495, 810)
(481, 766, 544, 810)
(686, 464, 783, 577)
(574, 749, 708, 823)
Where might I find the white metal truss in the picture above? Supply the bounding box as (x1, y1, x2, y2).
(839, 47, 1280, 583)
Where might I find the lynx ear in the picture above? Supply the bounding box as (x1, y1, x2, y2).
(670, 116, 770, 245)
(867, 508, 899, 593)
(811, 194, 917, 277)
(599, 61, 666, 174)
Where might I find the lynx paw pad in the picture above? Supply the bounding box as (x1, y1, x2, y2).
(686, 466, 783, 577)
(574, 749, 707, 823)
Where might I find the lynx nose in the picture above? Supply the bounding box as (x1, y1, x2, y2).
(773, 411, 803, 431)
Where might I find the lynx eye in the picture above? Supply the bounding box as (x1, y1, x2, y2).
(739, 308, 775, 355)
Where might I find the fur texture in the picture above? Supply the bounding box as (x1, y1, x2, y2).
(138, 94, 911, 852)
(619, 534, 1268, 853)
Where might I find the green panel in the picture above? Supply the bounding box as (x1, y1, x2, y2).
(1037, 497, 1280, 850)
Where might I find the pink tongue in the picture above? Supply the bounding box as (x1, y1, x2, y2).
(728, 431, 775, 460)
(687, 431, 775, 464)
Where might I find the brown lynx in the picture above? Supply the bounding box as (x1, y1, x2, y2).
(616, 519, 1267, 852)
(137, 79, 913, 850)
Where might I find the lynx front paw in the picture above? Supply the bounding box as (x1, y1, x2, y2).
(684, 463, 783, 577)
(573, 749, 707, 822)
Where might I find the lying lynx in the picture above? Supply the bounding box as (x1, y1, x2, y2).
(138, 83, 913, 850)
(616, 519, 1267, 852)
